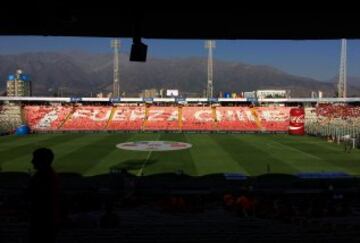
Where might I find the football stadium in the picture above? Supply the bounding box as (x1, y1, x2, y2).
(2, 8, 360, 243)
(1, 99, 360, 177)
(2, 97, 360, 242)
(2, 63, 360, 242)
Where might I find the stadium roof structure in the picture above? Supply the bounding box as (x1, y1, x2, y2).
(1, 96, 360, 103)
(0, 7, 359, 39)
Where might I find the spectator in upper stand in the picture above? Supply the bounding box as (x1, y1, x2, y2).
(28, 148, 60, 243)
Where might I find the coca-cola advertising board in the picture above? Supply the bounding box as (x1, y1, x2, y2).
(288, 108, 305, 135)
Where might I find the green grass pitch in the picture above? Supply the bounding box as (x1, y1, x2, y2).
(1, 133, 360, 176)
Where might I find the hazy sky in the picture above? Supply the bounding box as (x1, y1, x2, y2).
(0, 36, 359, 81)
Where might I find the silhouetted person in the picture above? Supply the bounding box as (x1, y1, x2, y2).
(29, 148, 60, 243)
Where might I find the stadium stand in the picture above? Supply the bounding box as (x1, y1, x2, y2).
(107, 106, 145, 130)
(0, 104, 22, 133)
(19, 105, 297, 132)
(143, 106, 179, 131)
(24, 105, 73, 130)
(215, 107, 258, 131)
(214, 106, 291, 131)
(256, 106, 292, 131)
(62, 106, 112, 130)
(0, 103, 358, 136)
(305, 104, 360, 140)
(181, 106, 215, 131)
(1, 172, 360, 242)
(306, 104, 360, 127)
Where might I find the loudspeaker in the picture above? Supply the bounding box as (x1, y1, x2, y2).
(130, 42, 147, 62)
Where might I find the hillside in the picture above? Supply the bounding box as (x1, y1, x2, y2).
(1, 52, 358, 97)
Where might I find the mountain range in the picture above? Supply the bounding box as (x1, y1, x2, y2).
(0, 52, 359, 97)
(326, 76, 360, 88)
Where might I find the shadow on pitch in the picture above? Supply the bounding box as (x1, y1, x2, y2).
(111, 159, 158, 171)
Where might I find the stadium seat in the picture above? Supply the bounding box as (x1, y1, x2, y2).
(0, 104, 22, 132)
(215, 107, 292, 132)
(216, 107, 258, 131)
(256, 107, 292, 131)
(305, 104, 360, 136)
(24, 105, 73, 130)
(62, 106, 112, 130)
(20, 105, 298, 132)
(182, 107, 215, 131)
(107, 106, 145, 130)
(143, 107, 179, 131)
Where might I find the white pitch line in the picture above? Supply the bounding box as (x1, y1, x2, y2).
(137, 150, 153, 176)
(137, 134, 161, 176)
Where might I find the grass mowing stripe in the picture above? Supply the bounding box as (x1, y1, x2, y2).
(277, 135, 344, 152)
(269, 135, 360, 174)
(0, 134, 87, 165)
(1, 133, 107, 172)
(179, 133, 198, 176)
(271, 135, 343, 153)
(0, 135, 23, 144)
(0, 134, 63, 151)
(142, 133, 197, 176)
(213, 134, 298, 176)
(249, 135, 343, 172)
(83, 133, 160, 176)
(186, 134, 248, 176)
(54, 134, 133, 174)
(1, 133, 360, 177)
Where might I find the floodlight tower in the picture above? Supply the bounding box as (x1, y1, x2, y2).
(205, 40, 215, 98)
(338, 39, 347, 98)
(111, 39, 121, 97)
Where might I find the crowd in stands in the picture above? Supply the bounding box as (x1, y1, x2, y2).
(316, 104, 360, 119)
(2, 102, 360, 138)
(305, 105, 360, 145)
(306, 104, 360, 127)
(0, 104, 22, 134)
